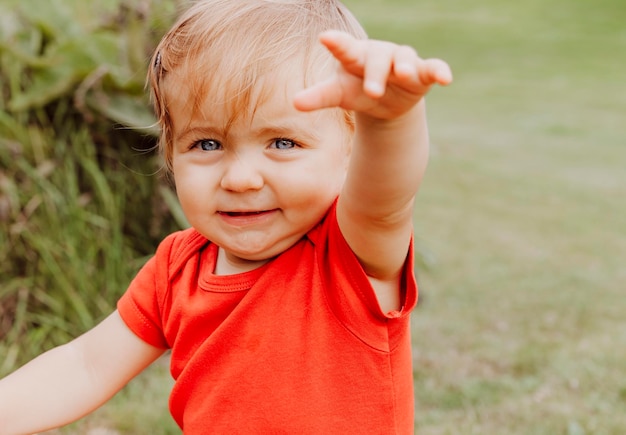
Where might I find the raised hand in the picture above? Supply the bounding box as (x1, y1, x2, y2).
(293, 30, 452, 120)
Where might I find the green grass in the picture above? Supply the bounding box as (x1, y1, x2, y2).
(360, 0, 626, 433)
(40, 0, 626, 433)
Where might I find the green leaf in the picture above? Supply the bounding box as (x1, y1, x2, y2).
(8, 65, 78, 111)
(88, 92, 158, 134)
(17, 0, 83, 40)
(8, 32, 127, 111)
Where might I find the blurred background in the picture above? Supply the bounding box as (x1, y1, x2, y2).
(1, 0, 624, 433)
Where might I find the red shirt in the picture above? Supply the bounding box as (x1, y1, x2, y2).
(118, 204, 418, 434)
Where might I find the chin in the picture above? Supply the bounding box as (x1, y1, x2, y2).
(233, 238, 298, 261)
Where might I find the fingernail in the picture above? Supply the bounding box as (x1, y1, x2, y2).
(396, 63, 413, 76)
(366, 81, 384, 96)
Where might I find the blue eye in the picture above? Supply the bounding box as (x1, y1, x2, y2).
(272, 138, 296, 150)
(195, 139, 221, 151)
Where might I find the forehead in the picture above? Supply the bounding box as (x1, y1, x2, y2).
(163, 52, 337, 138)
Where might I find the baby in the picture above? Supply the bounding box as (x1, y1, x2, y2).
(0, 0, 451, 433)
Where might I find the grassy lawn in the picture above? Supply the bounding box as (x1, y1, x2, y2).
(44, 0, 625, 433)
(374, 0, 626, 432)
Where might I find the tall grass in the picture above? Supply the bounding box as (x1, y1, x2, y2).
(2, 108, 144, 373)
(0, 0, 182, 374)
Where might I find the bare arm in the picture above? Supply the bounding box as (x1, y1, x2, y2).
(294, 31, 451, 313)
(0, 310, 165, 435)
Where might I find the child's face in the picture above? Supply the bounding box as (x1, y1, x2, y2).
(168, 71, 351, 267)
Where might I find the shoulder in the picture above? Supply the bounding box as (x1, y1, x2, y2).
(155, 228, 209, 274)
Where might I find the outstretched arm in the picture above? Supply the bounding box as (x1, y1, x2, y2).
(294, 31, 451, 313)
(0, 311, 164, 435)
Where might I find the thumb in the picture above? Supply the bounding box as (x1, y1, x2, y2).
(293, 78, 343, 112)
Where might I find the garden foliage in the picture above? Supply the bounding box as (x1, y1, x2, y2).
(0, 0, 185, 374)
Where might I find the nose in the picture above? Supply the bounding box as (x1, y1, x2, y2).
(220, 152, 264, 192)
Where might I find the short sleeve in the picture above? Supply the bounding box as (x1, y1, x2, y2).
(117, 228, 209, 349)
(330, 214, 418, 320)
(311, 202, 418, 351)
(117, 254, 169, 349)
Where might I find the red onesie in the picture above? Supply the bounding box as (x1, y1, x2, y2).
(117, 203, 418, 434)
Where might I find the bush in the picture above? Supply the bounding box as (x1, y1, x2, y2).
(0, 0, 185, 375)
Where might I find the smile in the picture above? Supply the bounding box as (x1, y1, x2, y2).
(217, 209, 279, 226)
(219, 210, 274, 217)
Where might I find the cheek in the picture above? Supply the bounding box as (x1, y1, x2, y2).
(288, 156, 346, 204)
(173, 182, 199, 219)
(172, 164, 211, 211)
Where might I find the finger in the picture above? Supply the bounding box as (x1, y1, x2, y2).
(362, 41, 394, 98)
(319, 30, 365, 76)
(392, 45, 420, 81)
(321, 32, 393, 98)
(293, 78, 343, 112)
(419, 58, 453, 86)
(392, 48, 453, 92)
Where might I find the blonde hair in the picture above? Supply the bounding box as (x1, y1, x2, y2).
(149, 0, 367, 170)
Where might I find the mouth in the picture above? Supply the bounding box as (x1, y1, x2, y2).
(218, 210, 275, 217)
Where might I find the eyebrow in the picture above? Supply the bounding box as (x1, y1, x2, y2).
(175, 125, 224, 144)
(175, 120, 321, 145)
(252, 123, 321, 144)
